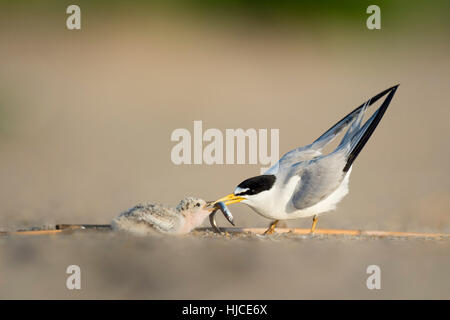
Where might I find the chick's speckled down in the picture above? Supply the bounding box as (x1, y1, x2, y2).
(111, 197, 210, 236)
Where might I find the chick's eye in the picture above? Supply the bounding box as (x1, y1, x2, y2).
(195, 203, 201, 207)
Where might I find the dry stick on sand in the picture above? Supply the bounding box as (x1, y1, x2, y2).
(215, 228, 449, 238)
(1, 225, 448, 239)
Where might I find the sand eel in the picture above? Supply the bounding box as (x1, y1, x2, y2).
(112, 197, 214, 235)
(209, 201, 235, 233)
(214, 85, 399, 234)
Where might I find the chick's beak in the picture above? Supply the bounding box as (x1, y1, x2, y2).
(213, 194, 245, 206)
(204, 201, 217, 211)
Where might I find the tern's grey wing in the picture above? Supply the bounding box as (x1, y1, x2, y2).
(264, 149, 320, 175)
(267, 146, 322, 171)
(268, 103, 367, 173)
(290, 85, 399, 209)
(341, 85, 398, 172)
(310, 84, 399, 151)
(291, 151, 347, 210)
(266, 85, 399, 176)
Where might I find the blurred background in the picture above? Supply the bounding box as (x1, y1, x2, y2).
(0, 0, 449, 299)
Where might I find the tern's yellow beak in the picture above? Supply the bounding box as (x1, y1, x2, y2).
(213, 193, 245, 206)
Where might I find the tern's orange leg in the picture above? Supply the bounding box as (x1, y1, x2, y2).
(264, 220, 279, 235)
(310, 215, 318, 233)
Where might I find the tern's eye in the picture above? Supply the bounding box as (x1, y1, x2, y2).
(195, 203, 201, 207)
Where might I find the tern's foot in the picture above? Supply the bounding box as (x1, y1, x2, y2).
(263, 220, 279, 235)
(310, 216, 318, 234)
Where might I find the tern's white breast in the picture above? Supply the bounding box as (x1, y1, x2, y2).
(244, 167, 352, 220)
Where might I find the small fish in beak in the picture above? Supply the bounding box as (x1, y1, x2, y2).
(208, 201, 235, 233)
(216, 201, 234, 226)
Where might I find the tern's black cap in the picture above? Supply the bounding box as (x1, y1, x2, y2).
(235, 175, 276, 196)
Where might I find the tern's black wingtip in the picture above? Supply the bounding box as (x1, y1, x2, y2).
(342, 83, 399, 173)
